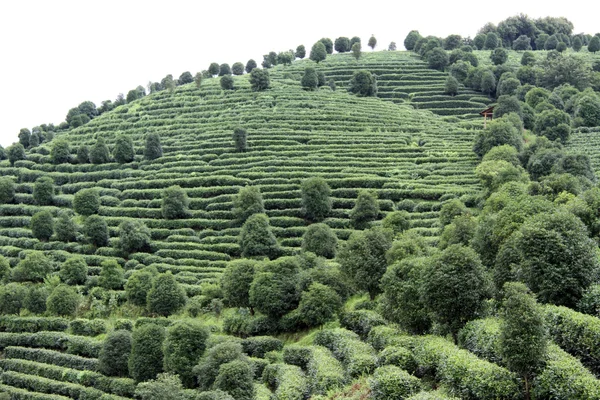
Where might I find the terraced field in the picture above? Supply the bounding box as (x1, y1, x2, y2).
(568, 127, 600, 172)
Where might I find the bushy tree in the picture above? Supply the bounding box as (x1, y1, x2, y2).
(161, 185, 189, 219)
(334, 37, 350, 53)
(512, 35, 532, 50)
(444, 34, 462, 50)
(589, 36, 600, 53)
(245, 59, 257, 73)
(368, 35, 377, 50)
(0, 177, 15, 204)
(74, 188, 100, 216)
(118, 220, 151, 255)
(90, 137, 110, 164)
(310, 41, 327, 63)
(221, 259, 257, 309)
(338, 227, 392, 300)
(491, 48, 508, 65)
(350, 190, 379, 229)
(484, 32, 499, 49)
(249, 257, 300, 318)
(233, 186, 264, 222)
(194, 72, 203, 88)
(388, 42, 397, 51)
(24, 285, 48, 315)
(444, 75, 459, 96)
(164, 321, 209, 387)
(124, 268, 155, 308)
(230, 62, 244, 76)
(147, 272, 187, 316)
(31, 210, 54, 242)
(481, 70, 497, 96)
(208, 63, 220, 76)
(352, 42, 362, 61)
(233, 127, 247, 152)
(46, 285, 79, 317)
(98, 330, 132, 377)
(319, 38, 334, 54)
(295, 45, 306, 59)
(499, 282, 547, 400)
(575, 95, 600, 127)
(298, 282, 342, 327)
(113, 134, 134, 163)
(382, 211, 410, 236)
(33, 177, 54, 206)
(422, 245, 489, 343)
(59, 256, 88, 285)
(11, 251, 52, 283)
(0, 255, 10, 282)
(129, 323, 165, 382)
(474, 33, 486, 50)
(135, 373, 188, 400)
(76, 145, 89, 164)
(473, 117, 523, 157)
(494, 96, 522, 119)
(427, 48, 449, 71)
(404, 30, 421, 51)
(99, 259, 124, 290)
(348, 70, 376, 97)
(218, 63, 231, 76)
(539, 53, 592, 91)
(213, 360, 255, 400)
(18, 128, 31, 148)
(55, 210, 77, 242)
(0, 283, 26, 314)
(50, 139, 70, 164)
(6, 143, 25, 165)
(301, 177, 331, 221)
(533, 109, 571, 143)
(144, 133, 162, 160)
(239, 213, 279, 259)
(220, 75, 234, 90)
(302, 223, 338, 259)
(249, 68, 270, 91)
(301, 67, 318, 90)
(84, 215, 109, 247)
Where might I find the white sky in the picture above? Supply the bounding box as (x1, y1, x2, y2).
(0, 0, 597, 147)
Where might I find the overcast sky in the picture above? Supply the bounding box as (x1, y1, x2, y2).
(0, 0, 597, 147)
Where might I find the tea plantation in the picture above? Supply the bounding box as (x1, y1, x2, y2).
(1, 14, 600, 400)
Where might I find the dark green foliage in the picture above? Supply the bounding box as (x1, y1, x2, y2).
(497, 78, 521, 97)
(334, 37, 350, 53)
(164, 321, 209, 387)
(125, 269, 155, 307)
(0, 283, 27, 315)
(76, 144, 89, 164)
(444, 75, 459, 96)
(301, 177, 331, 221)
(368, 35, 377, 50)
(213, 360, 254, 400)
(73, 188, 100, 216)
(161, 185, 189, 219)
(381, 211, 410, 236)
(60, 256, 88, 285)
(539, 53, 592, 91)
(249, 257, 300, 318)
(46, 285, 79, 317)
(6, 143, 25, 165)
(84, 215, 108, 247)
(484, 32, 499, 49)
(90, 137, 110, 164)
(427, 48, 449, 71)
(113, 134, 134, 164)
(473, 117, 523, 157)
(11, 251, 52, 283)
(118, 220, 151, 255)
(575, 95, 600, 127)
(350, 190, 379, 229)
(295, 46, 305, 59)
(249, 68, 270, 91)
(220, 75, 234, 90)
(24, 285, 48, 314)
(18, 128, 30, 148)
(473, 34, 486, 50)
(0, 255, 10, 282)
(352, 42, 361, 61)
(404, 30, 421, 51)
(301, 67, 318, 90)
(422, 245, 489, 342)
(481, 70, 497, 96)
(233, 127, 247, 152)
(134, 373, 184, 400)
(276, 51, 294, 66)
(319, 38, 333, 54)
(494, 96, 522, 119)
(439, 215, 477, 249)
(338, 227, 392, 300)
(534, 109, 571, 143)
(31, 210, 54, 241)
(208, 63, 220, 76)
(589, 36, 600, 53)
(386, 231, 429, 265)
(370, 365, 421, 400)
(239, 213, 279, 259)
(499, 282, 547, 398)
(218, 64, 231, 76)
(231, 62, 244, 76)
(525, 87, 551, 108)
(144, 133, 162, 160)
(512, 35, 532, 50)
(33, 176, 54, 206)
(195, 341, 245, 391)
(55, 210, 77, 243)
(340, 309, 387, 339)
(444, 34, 462, 50)
(298, 282, 342, 327)
(221, 259, 257, 309)
(147, 272, 187, 316)
(310, 41, 327, 63)
(98, 330, 132, 377)
(50, 139, 70, 164)
(194, 72, 203, 88)
(233, 186, 264, 222)
(317, 71, 326, 87)
(0, 177, 15, 204)
(129, 323, 165, 382)
(556, 42, 567, 52)
(490, 48, 508, 65)
(521, 51, 536, 66)
(99, 259, 124, 290)
(573, 36, 583, 51)
(302, 223, 338, 259)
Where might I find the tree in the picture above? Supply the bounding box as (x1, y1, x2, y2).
(338, 227, 392, 300)
(512, 35, 532, 50)
(0, 177, 15, 204)
(208, 63, 220, 76)
(194, 72, 203, 88)
(319, 38, 333, 54)
(135, 373, 186, 400)
(76, 145, 89, 163)
(84, 215, 109, 247)
(0, 283, 26, 315)
(368, 35, 377, 50)
(129, 324, 165, 382)
(98, 330, 132, 377)
(7, 143, 25, 165)
(388, 42, 397, 51)
(231, 62, 244, 76)
(575, 95, 600, 127)
(352, 42, 362, 61)
(382, 211, 410, 236)
(301, 67, 318, 90)
(427, 48, 449, 71)
(233, 186, 264, 222)
(481, 70, 497, 96)
(473, 34, 486, 50)
(334, 37, 350, 53)
(99, 259, 124, 290)
(0, 255, 9, 282)
(533, 109, 571, 143)
(444, 75, 459, 96)
(164, 321, 209, 388)
(220, 75, 234, 90)
(302, 223, 338, 259)
(118, 220, 151, 255)
(249, 68, 270, 91)
(473, 117, 523, 157)
(144, 133, 162, 160)
(499, 282, 547, 400)
(444, 34, 462, 50)
(125, 268, 155, 307)
(213, 360, 255, 400)
(295, 45, 306, 59)
(233, 127, 247, 152)
(147, 272, 187, 316)
(60, 256, 88, 285)
(491, 48, 508, 65)
(249, 257, 301, 318)
(276, 51, 293, 66)
(298, 282, 342, 327)
(544, 35, 559, 50)
(301, 177, 331, 221)
(221, 259, 257, 309)
(73, 188, 100, 216)
(245, 59, 257, 73)
(239, 213, 279, 259)
(90, 137, 110, 164)
(494, 96, 522, 119)
(348, 70, 376, 97)
(484, 32, 499, 49)
(113, 134, 134, 163)
(589, 36, 600, 53)
(310, 41, 327, 63)
(422, 245, 489, 343)
(18, 128, 31, 148)
(161, 185, 189, 219)
(497, 77, 521, 97)
(24, 285, 47, 315)
(404, 30, 421, 51)
(50, 139, 70, 164)
(31, 210, 54, 242)
(539, 53, 592, 91)
(33, 177, 54, 205)
(556, 42, 567, 53)
(46, 285, 79, 317)
(11, 251, 52, 283)
(521, 51, 536, 66)
(350, 190, 379, 229)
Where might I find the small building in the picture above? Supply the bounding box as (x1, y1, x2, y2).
(479, 106, 495, 128)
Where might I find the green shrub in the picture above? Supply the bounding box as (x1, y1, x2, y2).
(378, 345, 417, 373)
(298, 283, 342, 328)
(162, 185, 190, 219)
(118, 219, 151, 254)
(283, 345, 312, 369)
(99, 259, 124, 290)
(220, 75, 234, 90)
(250, 257, 300, 319)
(33, 176, 54, 205)
(340, 309, 387, 339)
(213, 360, 255, 400)
(30, 210, 54, 241)
(233, 186, 264, 222)
(273, 364, 309, 400)
(314, 328, 377, 378)
(350, 190, 379, 229)
(301, 177, 331, 221)
(46, 285, 79, 317)
(164, 321, 209, 387)
(113, 134, 135, 163)
(239, 213, 279, 259)
(54, 210, 77, 242)
(144, 133, 162, 160)
(73, 188, 100, 216)
(241, 336, 283, 358)
(0, 283, 27, 315)
(69, 318, 106, 336)
(195, 341, 246, 390)
(302, 223, 337, 258)
(50, 139, 70, 164)
(249, 69, 270, 91)
(129, 323, 165, 382)
(7, 143, 25, 165)
(98, 329, 132, 377)
(125, 268, 155, 307)
(0, 177, 15, 204)
(147, 272, 187, 316)
(83, 215, 108, 247)
(11, 251, 52, 283)
(0, 255, 9, 282)
(370, 365, 421, 400)
(135, 372, 184, 400)
(221, 259, 257, 310)
(348, 70, 377, 97)
(59, 256, 88, 285)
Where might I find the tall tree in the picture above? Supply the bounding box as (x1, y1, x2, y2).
(301, 177, 331, 221)
(368, 35, 377, 50)
(144, 133, 162, 160)
(310, 41, 327, 63)
(113, 134, 135, 163)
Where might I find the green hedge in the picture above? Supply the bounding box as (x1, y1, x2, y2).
(313, 328, 377, 378)
(69, 319, 107, 337)
(306, 346, 345, 395)
(369, 365, 421, 400)
(3, 347, 98, 371)
(0, 383, 71, 399)
(0, 332, 102, 358)
(241, 336, 283, 358)
(273, 364, 309, 400)
(0, 317, 68, 333)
